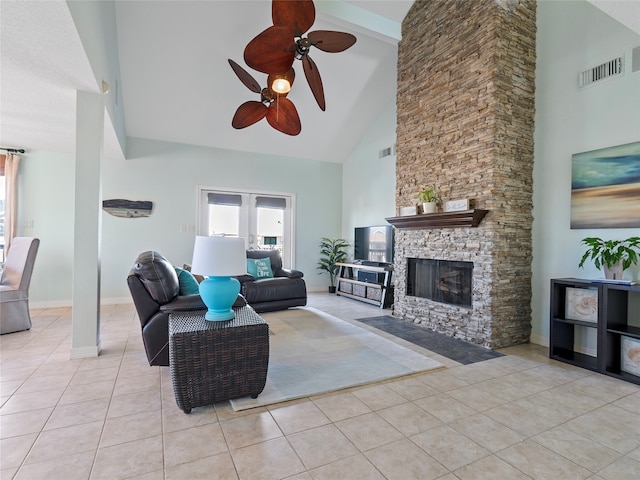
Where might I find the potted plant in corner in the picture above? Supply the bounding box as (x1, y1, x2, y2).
(418, 186, 440, 214)
(317, 237, 349, 293)
(578, 236, 640, 280)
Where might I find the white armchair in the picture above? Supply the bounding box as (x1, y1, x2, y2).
(0, 237, 40, 334)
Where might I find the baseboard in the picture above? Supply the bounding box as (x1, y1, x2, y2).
(101, 297, 133, 306)
(30, 299, 73, 309)
(530, 334, 596, 357)
(31, 297, 134, 309)
(307, 287, 334, 293)
(575, 344, 597, 357)
(70, 345, 100, 359)
(530, 333, 548, 347)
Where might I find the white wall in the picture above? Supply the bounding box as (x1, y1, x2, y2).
(532, 0, 640, 346)
(341, 99, 397, 257)
(17, 151, 75, 306)
(22, 138, 343, 306)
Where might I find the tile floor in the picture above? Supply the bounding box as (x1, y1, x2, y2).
(1, 293, 640, 479)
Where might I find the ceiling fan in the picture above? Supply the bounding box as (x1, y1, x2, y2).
(228, 59, 301, 136)
(243, 0, 357, 112)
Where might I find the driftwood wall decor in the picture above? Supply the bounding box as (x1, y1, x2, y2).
(102, 199, 153, 218)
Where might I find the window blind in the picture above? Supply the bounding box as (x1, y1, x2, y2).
(255, 196, 286, 209)
(207, 193, 242, 206)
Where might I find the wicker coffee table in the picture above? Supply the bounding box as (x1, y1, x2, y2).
(168, 306, 269, 413)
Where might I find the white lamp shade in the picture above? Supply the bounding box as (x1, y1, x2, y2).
(191, 236, 246, 277)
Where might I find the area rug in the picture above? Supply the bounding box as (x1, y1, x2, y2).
(229, 307, 443, 411)
(355, 316, 504, 364)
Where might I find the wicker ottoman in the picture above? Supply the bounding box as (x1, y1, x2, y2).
(168, 306, 269, 413)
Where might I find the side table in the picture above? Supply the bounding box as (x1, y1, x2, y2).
(169, 306, 269, 413)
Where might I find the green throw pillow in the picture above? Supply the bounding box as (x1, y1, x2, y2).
(246, 257, 274, 279)
(174, 267, 200, 295)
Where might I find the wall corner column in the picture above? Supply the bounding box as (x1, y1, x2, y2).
(71, 90, 103, 359)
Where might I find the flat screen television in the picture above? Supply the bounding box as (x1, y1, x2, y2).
(354, 225, 394, 265)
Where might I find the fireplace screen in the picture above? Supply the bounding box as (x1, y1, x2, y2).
(406, 258, 473, 307)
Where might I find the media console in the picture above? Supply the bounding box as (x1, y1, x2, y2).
(336, 262, 394, 308)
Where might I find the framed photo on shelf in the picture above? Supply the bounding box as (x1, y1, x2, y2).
(565, 287, 598, 322)
(399, 206, 418, 216)
(621, 336, 640, 377)
(445, 198, 470, 212)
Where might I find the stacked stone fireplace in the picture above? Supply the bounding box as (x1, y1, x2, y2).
(393, 0, 536, 349)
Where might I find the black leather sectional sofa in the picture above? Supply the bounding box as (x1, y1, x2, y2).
(127, 249, 306, 366)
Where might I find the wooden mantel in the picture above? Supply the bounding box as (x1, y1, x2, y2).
(385, 209, 489, 229)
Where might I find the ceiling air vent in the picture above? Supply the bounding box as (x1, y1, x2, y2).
(379, 144, 396, 158)
(578, 56, 623, 89)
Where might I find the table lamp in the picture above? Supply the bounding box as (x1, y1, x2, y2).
(190, 236, 246, 321)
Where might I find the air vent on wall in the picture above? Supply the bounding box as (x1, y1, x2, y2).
(379, 144, 396, 158)
(578, 56, 623, 89)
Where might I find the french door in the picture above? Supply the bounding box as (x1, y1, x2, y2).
(197, 188, 295, 268)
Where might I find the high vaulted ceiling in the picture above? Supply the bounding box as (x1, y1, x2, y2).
(1, 0, 412, 162)
(1, 1, 638, 163)
(114, 1, 416, 162)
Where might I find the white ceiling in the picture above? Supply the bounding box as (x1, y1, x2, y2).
(0, 0, 99, 154)
(113, 0, 411, 162)
(1, 0, 638, 163)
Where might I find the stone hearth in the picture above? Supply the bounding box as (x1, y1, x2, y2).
(393, 0, 536, 349)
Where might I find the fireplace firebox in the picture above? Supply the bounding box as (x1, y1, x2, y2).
(406, 258, 473, 307)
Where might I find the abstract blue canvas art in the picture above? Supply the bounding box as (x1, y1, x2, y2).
(571, 141, 640, 228)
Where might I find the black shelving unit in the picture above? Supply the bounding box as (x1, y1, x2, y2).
(602, 283, 640, 384)
(549, 279, 601, 372)
(550, 278, 640, 385)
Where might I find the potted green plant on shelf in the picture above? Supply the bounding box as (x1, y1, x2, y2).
(317, 237, 349, 293)
(418, 186, 440, 214)
(578, 236, 640, 280)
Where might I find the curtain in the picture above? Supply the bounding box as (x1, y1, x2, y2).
(4, 153, 20, 253)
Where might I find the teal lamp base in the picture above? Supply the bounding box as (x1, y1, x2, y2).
(198, 276, 240, 321)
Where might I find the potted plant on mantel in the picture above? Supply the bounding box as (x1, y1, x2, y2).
(578, 236, 640, 280)
(317, 237, 349, 293)
(418, 186, 440, 214)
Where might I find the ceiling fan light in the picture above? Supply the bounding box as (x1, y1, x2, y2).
(272, 77, 291, 94)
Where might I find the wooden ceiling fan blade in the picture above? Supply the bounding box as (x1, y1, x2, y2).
(232, 101, 268, 129)
(308, 31, 357, 52)
(266, 97, 301, 136)
(302, 55, 325, 111)
(244, 26, 296, 74)
(228, 59, 261, 93)
(272, 0, 315, 35)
